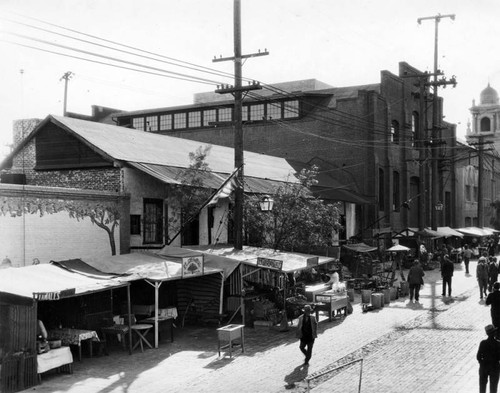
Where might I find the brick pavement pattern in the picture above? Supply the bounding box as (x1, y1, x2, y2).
(23, 259, 492, 393)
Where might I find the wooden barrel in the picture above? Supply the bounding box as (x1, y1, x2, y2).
(383, 288, 391, 304)
(347, 288, 355, 302)
(390, 287, 397, 300)
(371, 293, 383, 309)
(400, 281, 409, 296)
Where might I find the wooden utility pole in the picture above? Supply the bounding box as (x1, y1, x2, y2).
(417, 14, 455, 230)
(213, 0, 268, 249)
(60, 71, 73, 116)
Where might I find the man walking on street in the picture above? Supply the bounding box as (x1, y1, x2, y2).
(441, 254, 454, 297)
(477, 324, 500, 393)
(479, 254, 490, 300)
(463, 244, 473, 274)
(407, 260, 425, 303)
(296, 304, 318, 365)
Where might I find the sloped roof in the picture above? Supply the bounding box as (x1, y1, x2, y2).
(13, 115, 298, 183)
(0, 263, 130, 300)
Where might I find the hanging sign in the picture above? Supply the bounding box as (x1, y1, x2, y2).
(257, 257, 283, 271)
(306, 257, 319, 268)
(182, 255, 204, 277)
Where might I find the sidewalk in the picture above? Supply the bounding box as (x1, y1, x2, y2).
(22, 259, 487, 393)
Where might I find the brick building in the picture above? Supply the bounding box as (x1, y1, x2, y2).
(0, 115, 299, 266)
(113, 62, 458, 244)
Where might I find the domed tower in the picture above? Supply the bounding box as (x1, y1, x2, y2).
(468, 83, 500, 138)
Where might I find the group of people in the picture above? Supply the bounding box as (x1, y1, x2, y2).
(477, 252, 499, 300)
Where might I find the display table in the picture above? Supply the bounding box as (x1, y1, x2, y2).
(37, 346, 73, 380)
(48, 328, 99, 361)
(100, 324, 130, 350)
(142, 316, 174, 342)
(217, 324, 244, 358)
(314, 292, 349, 321)
(304, 283, 331, 302)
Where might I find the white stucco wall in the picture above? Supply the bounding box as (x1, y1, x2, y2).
(0, 211, 120, 267)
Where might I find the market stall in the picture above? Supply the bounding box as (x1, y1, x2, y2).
(0, 263, 131, 393)
(186, 245, 342, 326)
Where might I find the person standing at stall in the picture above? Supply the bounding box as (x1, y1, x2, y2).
(407, 260, 425, 303)
(296, 304, 318, 365)
(477, 324, 500, 393)
(463, 244, 473, 274)
(478, 254, 490, 300)
(441, 254, 455, 297)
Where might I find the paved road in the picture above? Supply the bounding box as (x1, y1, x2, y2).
(24, 259, 490, 393)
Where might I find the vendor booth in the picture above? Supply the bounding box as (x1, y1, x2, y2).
(85, 252, 224, 349)
(0, 263, 131, 393)
(183, 245, 344, 326)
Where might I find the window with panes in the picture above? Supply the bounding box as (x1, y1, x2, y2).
(188, 111, 201, 128)
(283, 100, 299, 118)
(146, 116, 158, 132)
(267, 102, 282, 120)
(160, 114, 172, 130)
(174, 113, 186, 129)
(143, 199, 163, 244)
(132, 117, 145, 131)
(203, 109, 217, 126)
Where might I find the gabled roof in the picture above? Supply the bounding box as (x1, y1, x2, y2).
(2, 115, 298, 184)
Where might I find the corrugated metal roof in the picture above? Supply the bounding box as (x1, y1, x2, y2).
(129, 162, 291, 192)
(51, 115, 298, 183)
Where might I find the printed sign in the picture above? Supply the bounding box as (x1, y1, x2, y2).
(182, 255, 204, 277)
(306, 257, 319, 268)
(257, 257, 283, 271)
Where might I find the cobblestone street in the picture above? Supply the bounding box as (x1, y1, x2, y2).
(23, 259, 490, 393)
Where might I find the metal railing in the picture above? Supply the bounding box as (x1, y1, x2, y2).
(305, 358, 364, 392)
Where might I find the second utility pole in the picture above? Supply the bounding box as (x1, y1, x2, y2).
(418, 13, 455, 230)
(214, 0, 268, 249)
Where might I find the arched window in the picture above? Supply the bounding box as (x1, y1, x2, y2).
(411, 112, 419, 147)
(391, 120, 400, 144)
(480, 117, 491, 132)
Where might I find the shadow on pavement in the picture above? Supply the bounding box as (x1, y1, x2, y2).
(284, 363, 309, 390)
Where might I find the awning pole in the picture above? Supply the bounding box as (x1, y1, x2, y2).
(240, 264, 245, 326)
(155, 282, 159, 349)
(127, 284, 132, 355)
(219, 272, 224, 316)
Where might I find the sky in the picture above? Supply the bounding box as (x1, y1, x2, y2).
(1, 0, 499, 160)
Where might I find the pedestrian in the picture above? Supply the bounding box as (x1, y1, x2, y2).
(489, 258, 499, 292)
(296, 304, 318, 365)
(407, 259, 425, 303)
(478, 254, 490, 300)
(477, 324, 500, 393)
(463, 244, 473, 274)
(486, 282, 500, 329)
(441, 254, 454, 297)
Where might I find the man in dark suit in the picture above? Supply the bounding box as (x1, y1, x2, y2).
(296, 304, 318, 365)
(441, 254, 454, 297)
(477, 324, 500, 393)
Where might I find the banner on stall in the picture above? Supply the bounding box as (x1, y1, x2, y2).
(182, 255, 204, 277)
(257, 257, 283, 271)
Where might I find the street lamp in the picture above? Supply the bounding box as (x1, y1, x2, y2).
(259, 195, 274, 211)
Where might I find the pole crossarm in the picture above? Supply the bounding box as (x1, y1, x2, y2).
(212, 50, 269, 63)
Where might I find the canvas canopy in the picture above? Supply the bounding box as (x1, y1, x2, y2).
(387, 244, 411, 252)
(436, 227, 464, 238)
(189, 245, 336, 273)
(0, 263, 130, 301)
(342, 243, 378, 253)
(85, 252, 223, 282)
(154, 245, 240, 280)
(456, 227, 495, 237)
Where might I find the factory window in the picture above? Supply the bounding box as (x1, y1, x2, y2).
(249, 104, 265, 121)
(411, 112, 419, 147)
(188, 111, 201, 128)
(146, 116, 158, 132)
(284, 100, 299, 118)
(219, 108, 232, 122)
(203, 109, 217, 126)
(132, 117, 145, 131)
(160, 114, 172, 130)
(267, 102, 282, 120)
(174, 113, 186, 129)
